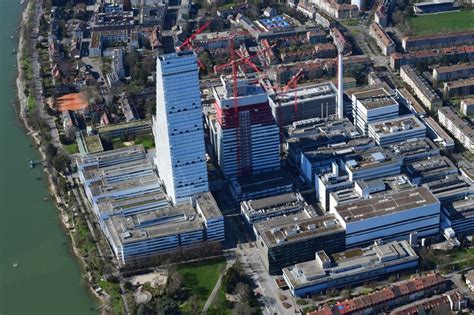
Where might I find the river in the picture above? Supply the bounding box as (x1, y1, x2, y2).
(0, 1, 98, 314)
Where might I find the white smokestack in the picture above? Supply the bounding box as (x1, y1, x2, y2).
(337, 51, 344, 119)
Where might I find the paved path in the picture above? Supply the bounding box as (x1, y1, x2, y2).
(202, 259, 234, 313)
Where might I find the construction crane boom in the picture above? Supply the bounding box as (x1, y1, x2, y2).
(177, 20, 211, 51)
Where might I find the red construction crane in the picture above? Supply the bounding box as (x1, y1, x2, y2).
(282, 68, 304, 122)
(177, 20, 211, 51)
(176, 20, 212, 70)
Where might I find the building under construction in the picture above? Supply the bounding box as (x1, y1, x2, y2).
(209, 76, 280, 178)
(267, 82, 338, 126)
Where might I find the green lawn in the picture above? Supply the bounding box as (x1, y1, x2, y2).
(27, 95, 36, 111)
(64, 143, 79, 154)
(177, 257, 226, 312)
(207, 283, 232, 315)
(134, 134, 155, 149)
(408, 10, 474, 35)
(112, 138, 126, 149)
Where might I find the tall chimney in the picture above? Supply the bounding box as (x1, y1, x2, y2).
(337, 51, 344, 119)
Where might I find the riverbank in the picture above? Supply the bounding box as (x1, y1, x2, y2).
(15, 0, 106, 310)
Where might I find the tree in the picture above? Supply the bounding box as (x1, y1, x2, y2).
(233, 301, 252, 315)
(235, 282, 252, 302)
(166, 270, 184, 299)
(188, 294, 200, 315)
(155, 297, 180, 315)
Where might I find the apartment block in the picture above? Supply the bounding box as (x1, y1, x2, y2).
(402, 30, 474, 51)
(369, 23, 395, 56)
(443, 77, 474, 98)
(461, 98, 474, 116)
(400, 65, 442, 111)
(433, 63, 474, 83)
(438, 106, 474, 153)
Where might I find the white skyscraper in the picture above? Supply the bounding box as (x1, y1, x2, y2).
(153, 51, 209, 205)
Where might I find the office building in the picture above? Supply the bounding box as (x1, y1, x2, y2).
(343, 147, 401, 182)
(210, 77, 280, 178)
(368, 115, 426, 146)
(331, 187, 440, 247)
(442, 195, 474, 236)
(283, 240, 419, 297)
(97, 119, 152, 140)
(438, 107, 474, 154)
(241, 192, 308, 225)
(423, 175, 474, 203)
(194, 192, 225, 242)
(229, 170, 293, 201)
(316, 163, 353, 211)
(351, 86, 399, 134)
(255, 213, 346, 275)
(153, 51, 209, 204)
(400, 65, 442, 111)
(405, 156, 458, 185)
(386, 137, 439, 163)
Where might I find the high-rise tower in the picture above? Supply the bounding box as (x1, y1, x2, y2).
(210, 76, 280, 178)
(153, 51, 209, 205)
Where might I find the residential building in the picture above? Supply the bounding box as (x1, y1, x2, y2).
(390, 290, 466, 314)
(283, 240, 419, 297)
(312, 0, 358, 20)
(438, 106, 474, 153)
(311, 273, 446, 315)
(443, 77, 474, 98)
(390, 45, 474, 70)
(255, 213, 346, 275)
(400, 65, 442, 111)
(397, 87, 427, 117)
(466, 271, 474, 292)
(375, 5, 388, 27)
(369, 23, 395, 56)
(351, 86, 399, 135)
(421, 116, 455, 150)
(433, 63, 474, 83)
(210, 77, 280, 178)
(153, 51, 209, 205)
(368, 115, 426, 146)
(331, 187, 440, 247)
(461, 98, 474, 116)
(402, 30, 474, 51)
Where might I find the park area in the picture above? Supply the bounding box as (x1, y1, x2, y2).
(177, 257, 226, 312)
(408, 10, 474, 35)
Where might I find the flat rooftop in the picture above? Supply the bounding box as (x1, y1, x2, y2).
(96, 190, 169, 215)
(79, 145, 146, 165)
(283, 240, 418, 289)
(406, 156, 457, 177)
(97, 119, 151, 134)
(369, 115, 425, 136)
(274, 82, 337, 106)
(423, 175, 473, 198)
(89, 173, 160, 198)
(105, 203, 204, 245)
(195, 192, 223, 220)
(234, 170, 292, 194)
(345, 147, 399, 172)
(444, 195, 474, 220)
(386, 138, 439, 160)
(256, 214, 345, 247)
(353, 87, 398, 110)
(334, 187, 439, 223)
(82, 158, 154, 181)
